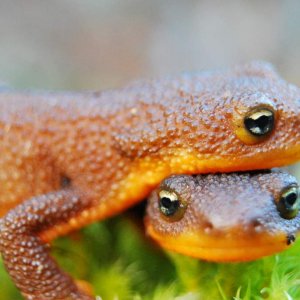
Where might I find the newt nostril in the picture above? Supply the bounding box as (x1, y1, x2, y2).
(203, 221, 214, 234)
(287, 234, 296, 245)
(60, 175, 72, 188)
(251, 219, 263, 233)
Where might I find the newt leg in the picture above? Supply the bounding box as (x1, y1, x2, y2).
(0, 189, 94, 300)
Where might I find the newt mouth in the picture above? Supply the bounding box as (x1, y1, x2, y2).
(146, 222, 292, 262)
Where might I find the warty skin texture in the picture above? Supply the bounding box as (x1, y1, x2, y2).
(0, 190, 92, 300)
(146, 170, 300, 262)
(0, 61, 300, 299)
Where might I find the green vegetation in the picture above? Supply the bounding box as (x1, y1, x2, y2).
(1, 215, 300, 300)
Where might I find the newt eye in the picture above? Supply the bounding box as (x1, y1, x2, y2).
(277, 185, 300, 219)
(234, 106, 276, 144)
(244, 108, 274, 137)
(158, 190, 187, 221)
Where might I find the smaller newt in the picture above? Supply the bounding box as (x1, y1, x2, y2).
(146, 170, 300, 262)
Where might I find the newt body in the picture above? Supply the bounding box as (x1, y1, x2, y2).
(146, 170, 300, 262)
(0, 62, 300, 299)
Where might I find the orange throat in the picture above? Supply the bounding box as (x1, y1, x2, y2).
(146, 222, 291, 262)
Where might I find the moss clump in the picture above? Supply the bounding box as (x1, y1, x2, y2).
(1, 216, 300, 300)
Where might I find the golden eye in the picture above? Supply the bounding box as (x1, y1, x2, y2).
(158, 190, 187, 221)
(234, 106, 276, 145)
(244, 108, 274, 136)
(276, 185, 300, 219)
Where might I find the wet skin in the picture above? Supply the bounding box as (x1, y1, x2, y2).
(146, 170, 300, 262)
(0, 62, 300, 299)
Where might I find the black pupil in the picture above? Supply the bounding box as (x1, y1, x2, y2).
(283, 192, 298, 208)
(160, 197, 179, 216)
(244, 112, 274, 136)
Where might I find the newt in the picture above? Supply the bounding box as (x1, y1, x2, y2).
(146, 170, 300, 262)
(0, 61, 300, 299)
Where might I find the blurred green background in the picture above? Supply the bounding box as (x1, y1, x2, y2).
(1, 1, 300, 299)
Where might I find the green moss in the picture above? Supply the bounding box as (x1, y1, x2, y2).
(1, 216, 300, 300)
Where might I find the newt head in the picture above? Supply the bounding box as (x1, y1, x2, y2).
(145, 169, 300, 262)
(112, 61, 300, 175)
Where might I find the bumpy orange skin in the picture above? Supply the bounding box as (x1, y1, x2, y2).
(0, 61, 300, 299)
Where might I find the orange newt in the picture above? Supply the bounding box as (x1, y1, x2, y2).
(146, 170, 300, 262)
(0, 61, 300, 299)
